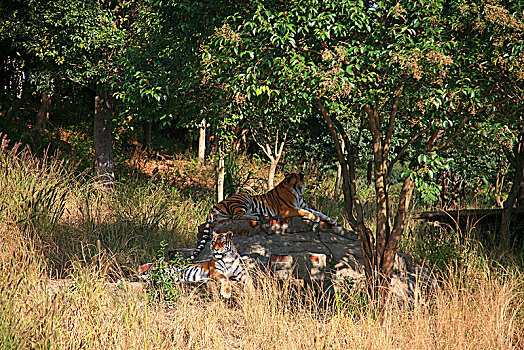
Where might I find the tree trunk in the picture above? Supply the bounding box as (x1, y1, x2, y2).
(251, 129, 286, 190)
(367, 104, 390, 283)
(518, 168, 524, 209)
(323, 98, 411, 299)
(217, 153, 225, 202)
(318, 101, 374, 290)
(35, 92, 51, 132)
(198, 119, 206, 165)
(143, 121, 152, 150)
(382, 176, 415, 277)
(334, 139, 345, 198)
(500, 135, 524, 246)
(494, 170, 505, 209)
(187, 129, 193, 152)
(334, 162, 342, 198)
(94, 90, 115, 184)
(268, 157, 278, 190)
(366, 161, 373, 186)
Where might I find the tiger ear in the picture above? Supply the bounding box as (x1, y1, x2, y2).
(212, 231, 219, 237)
(284, 171, 289, 177)
(226, 231, 233, 239)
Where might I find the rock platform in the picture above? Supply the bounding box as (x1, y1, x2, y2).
(169, 217, 434, 301)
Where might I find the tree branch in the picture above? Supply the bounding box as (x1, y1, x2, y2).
(251, 129, 273, 160)
(384, 95, 400, 159)
(317, 101, 357, 228)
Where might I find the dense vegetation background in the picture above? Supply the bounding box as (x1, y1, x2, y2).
(0, 0, 523, 348)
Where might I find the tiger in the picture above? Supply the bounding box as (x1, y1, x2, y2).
(190, 171, 338, 260)
(139, 231, 253, 299)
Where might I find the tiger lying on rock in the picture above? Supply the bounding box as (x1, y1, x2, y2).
(139, 231, 253, 298)
(190, 171, 338, 260)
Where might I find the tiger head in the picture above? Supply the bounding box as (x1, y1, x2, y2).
(211, 231, 234, 259)
(279, 171, 306, 193)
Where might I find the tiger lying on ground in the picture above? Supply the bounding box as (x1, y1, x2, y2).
(190, 171, 338, 260)
(139, 231, 253, 298)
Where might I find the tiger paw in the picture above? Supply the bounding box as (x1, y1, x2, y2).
(220, 282, 232, 299)
(325, 218, 338, 226)
(301, 216, 320, 224)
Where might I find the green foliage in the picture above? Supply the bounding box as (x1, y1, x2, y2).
(146, 241, 191, 305)
(2, 0, 127, 92)
(223, 151, 257, 197)
(403, 152, 453, 208)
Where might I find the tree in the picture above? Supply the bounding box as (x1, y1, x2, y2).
(199, 0, 519, 297)
(448, 0, 523, 243)
(198, 119, 206, 165)
(201, 9, 318, 189)
(2, 0, 132, 182)
(315, 0, 523, 292)
(250, 116, 288, 189)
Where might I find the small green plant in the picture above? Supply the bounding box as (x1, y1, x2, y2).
(147, 241, 192, 305)
(223, 151, 257, 197)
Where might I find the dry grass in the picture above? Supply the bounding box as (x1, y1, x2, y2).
(1, 141, 523, 349)
(2, 225, 522, 349)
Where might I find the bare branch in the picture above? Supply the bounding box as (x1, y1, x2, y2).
(251, 129, 273, 159)
(276, 130, 288, 158)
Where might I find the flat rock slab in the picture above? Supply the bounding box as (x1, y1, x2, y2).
(165, 217, 433, 303)
(172, 217, 364, 281)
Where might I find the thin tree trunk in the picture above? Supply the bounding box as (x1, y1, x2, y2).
(268, 157, 278, 190)
(366, 161, 373, 185)
(94, 90, 115, 184)
(198, 119, 206, 165)
(186, 129, 193, 152)
(334, 139, 345, 198)
(500, 173, 521, 246)
(500, 135, 524, 245)
(35, 92, 51, 132)
(334, 163, 342, 198)
(251, 128, 287, 190)
(518, 168, 524, 208)
(494, 171, 505, 208)
(318, 101, 375, 290)
(217, 153, 225, 202)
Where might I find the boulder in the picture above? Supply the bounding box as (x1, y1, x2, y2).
(171, 217, 434, 299)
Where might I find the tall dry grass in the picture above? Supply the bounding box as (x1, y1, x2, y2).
(2, 225, 522, 349)
(0, 139, 523, 349)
